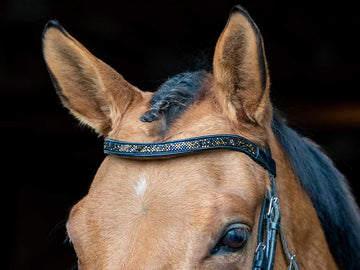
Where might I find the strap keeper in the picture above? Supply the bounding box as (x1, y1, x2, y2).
(269, 221, 279, 231)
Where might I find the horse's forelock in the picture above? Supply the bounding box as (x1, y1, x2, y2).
(140, 70, 208, 132)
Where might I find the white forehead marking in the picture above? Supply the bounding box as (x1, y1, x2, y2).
(135, 177, 147, 197)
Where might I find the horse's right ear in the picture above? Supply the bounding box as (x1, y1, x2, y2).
(42, 20, 142, 136)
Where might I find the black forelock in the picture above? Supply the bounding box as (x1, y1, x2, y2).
(272, 111, 360, 270)
(140, 70, 208, 132)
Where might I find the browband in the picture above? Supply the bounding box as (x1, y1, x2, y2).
(104, 135, 276, 176)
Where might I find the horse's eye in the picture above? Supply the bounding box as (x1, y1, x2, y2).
(222, 227, 248, 249)
(210, 225, 250, 254)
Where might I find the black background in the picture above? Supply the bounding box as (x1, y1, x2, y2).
(2, 0, 360, 269)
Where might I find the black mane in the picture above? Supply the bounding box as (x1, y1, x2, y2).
(272, 112, 360, 270)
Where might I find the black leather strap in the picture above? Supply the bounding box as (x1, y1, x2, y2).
(104, 134, 276, 176)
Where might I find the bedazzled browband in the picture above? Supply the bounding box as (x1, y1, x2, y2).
(104, 135, 276, 176)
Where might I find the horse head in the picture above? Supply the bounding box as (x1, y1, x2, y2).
(43, 5, 360, 269)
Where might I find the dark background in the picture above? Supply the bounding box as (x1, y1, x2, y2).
(2, 0, 359, 269)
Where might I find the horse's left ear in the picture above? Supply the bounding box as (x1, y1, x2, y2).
(213, 6, 272, 127)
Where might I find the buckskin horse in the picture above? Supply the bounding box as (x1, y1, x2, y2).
(42, 5, 360, 270)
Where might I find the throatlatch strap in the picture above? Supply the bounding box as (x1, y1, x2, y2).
(104, 134, 276, 176)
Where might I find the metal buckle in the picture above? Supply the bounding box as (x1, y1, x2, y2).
(267, 196, 278, 217)
(255, 242, 267, 253)
(253, 242, 267, 270)
(288, 254, 296, 270)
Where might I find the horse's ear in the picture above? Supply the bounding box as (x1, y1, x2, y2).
(42, 20, 142, 136)
(213, 6, 272, 127)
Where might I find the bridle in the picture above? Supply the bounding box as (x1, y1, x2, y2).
(104, 134, 299, 269)
(104, 134, 300, 269)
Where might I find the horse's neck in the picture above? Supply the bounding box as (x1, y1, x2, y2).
(267, 131, 337, 269)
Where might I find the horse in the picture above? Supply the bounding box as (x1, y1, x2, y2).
(42, 5, 360, 269)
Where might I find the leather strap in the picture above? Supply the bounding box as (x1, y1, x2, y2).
(104, 134, 276, 176)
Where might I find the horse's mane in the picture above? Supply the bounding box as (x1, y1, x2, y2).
(141, 71, 360, 269)
(272, 112, 360, 270)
